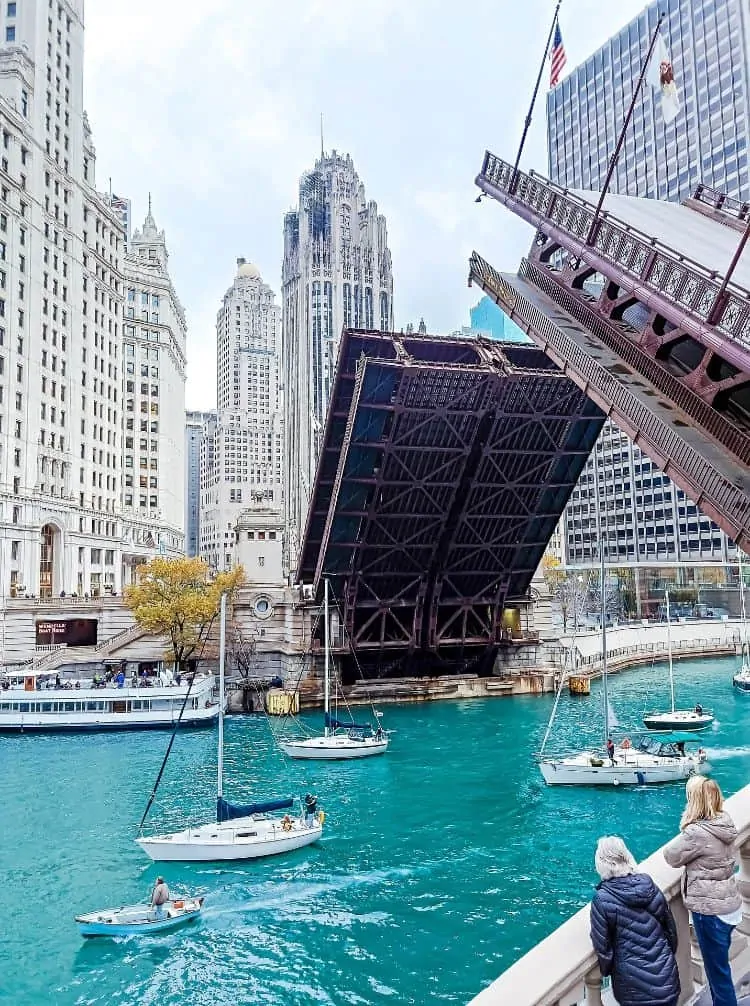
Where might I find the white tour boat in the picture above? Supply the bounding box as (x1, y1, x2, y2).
(136, 594, 324, 863)
(0, 669, 218, 732)
(279, 579, 389, 761)
(539, 544, 704, 786)
(643, 588, 713, 731)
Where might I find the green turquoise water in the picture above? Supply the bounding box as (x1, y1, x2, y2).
(2, 655, 750, 1005)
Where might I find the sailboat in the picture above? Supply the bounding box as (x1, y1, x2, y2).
(279, 579, 389, 760)
(733, 546, 750, 692)
(539, 544, 706, 786)
(136, 594, 324, 862)
(642, 588, 714, 731)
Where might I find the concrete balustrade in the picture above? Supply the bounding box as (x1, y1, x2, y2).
(469, 784, 750, 1006)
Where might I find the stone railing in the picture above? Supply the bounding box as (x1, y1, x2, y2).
(468, 784, 750, 1005)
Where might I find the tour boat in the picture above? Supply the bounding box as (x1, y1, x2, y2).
(643, 588, 714, 731)
(279, 579, 389, 761)
(539, 544, 703, 786)
(733, 547, 750, 692)
(0, 670, 219, 732)
(136, 594, 324, 863)
(76, 896, 204, 937)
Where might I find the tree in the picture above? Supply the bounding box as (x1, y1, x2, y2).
(124, 557, 245, 674)
(542, 556, 588, 632)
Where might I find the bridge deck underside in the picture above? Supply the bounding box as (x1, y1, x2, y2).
(469, 255, 750, 547)
(299, 329, 604, 676)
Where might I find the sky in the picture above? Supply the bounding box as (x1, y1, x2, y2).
(83, 0, 648, 409)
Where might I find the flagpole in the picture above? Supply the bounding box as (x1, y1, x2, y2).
(708, 216, 750, 325)
(510, 1, 562, 195)
(586, 12, 665, 245)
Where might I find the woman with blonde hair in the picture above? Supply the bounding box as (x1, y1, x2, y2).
(590, 836, 679, 1006)
(664, 776, 742, 1006)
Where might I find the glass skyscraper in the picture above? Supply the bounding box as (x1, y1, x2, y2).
(548, 0, 749, 201)
(546, 0, 747, 613)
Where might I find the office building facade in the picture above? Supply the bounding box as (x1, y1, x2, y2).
(200, 260, 282, 572)
(547, 0, 746, 608)
(0, 2, 185, 599)
(282, 151, 393, 575)
(185, 409, 214, 557)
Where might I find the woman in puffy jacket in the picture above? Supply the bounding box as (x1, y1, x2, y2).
(590, 835, 680, 1006)
(664, 776, 741, 1006)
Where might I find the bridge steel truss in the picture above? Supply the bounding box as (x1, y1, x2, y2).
(472, 151, 750, 550)
(298, 329, 604, 677)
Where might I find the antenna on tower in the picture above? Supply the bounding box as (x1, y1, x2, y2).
(320, 113, 324, 159)
(148, 191, 152, 215)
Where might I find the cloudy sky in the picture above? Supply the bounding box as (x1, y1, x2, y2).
(84, 0, 647, 408)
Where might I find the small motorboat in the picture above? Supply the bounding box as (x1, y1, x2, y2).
(75, 896, 204, 937)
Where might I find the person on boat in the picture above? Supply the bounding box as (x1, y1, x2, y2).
(115, 669, 125, 689)
(606, 737, 616, 765)
(590, 836, 679, 1006)
(304, 793, 318, 825)
(695, 703, 703, 715)
(664, 777, 741, 1006)
(150, 877, 170, 919)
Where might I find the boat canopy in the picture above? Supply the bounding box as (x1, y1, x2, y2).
(216, 796, 293, 822)
(324, 713, 371, 731)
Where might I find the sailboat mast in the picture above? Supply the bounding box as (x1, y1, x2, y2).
(323, 578, 330, 738)
(217, 591, 226, 800)
(600, 538, 610, 749)
(665, 587, 675, 712)
(739, 548, 749, 662)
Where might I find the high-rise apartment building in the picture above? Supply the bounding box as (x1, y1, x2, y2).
(0, 2, 185, 599)
(185, 409, 214, 558)
(120, 204, 187, 581)
(200, 260, 282, 572)
(282, 151, 393, 573)
(546, 0, 745, 610)
(548, 0, 749, 201)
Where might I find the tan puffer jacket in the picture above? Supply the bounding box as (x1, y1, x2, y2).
(663, 812, 741, 916)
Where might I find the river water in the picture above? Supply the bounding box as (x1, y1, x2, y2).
(2, 655, 749, 1004)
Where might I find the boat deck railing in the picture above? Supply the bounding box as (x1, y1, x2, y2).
(468, 784, 750, 1005)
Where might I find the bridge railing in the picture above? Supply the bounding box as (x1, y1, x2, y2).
(468, 784, 750, 1005)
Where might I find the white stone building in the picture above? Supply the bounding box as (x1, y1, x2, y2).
(282, 151, 393, 574)
(200, 260, 282, 573)
(0, 1, 185, 601)
(233, 507, 284, 587)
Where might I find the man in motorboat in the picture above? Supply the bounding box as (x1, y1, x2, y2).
(150, 876, 170, 919)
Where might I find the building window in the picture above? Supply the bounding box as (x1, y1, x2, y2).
(5, 26, 15, 41)
(7, 2, 16, 15)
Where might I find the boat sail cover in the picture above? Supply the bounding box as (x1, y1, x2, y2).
(324, 713, 372, 731)
(216, 796, 293, 822)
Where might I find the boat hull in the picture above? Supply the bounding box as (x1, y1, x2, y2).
(76, 898, 203, 937)
(733, 673, 750, 692)
(539, 752, 701, 786)
(279, 735, 389, 760)
(642, 710, 714, 732)
(136, 816, 323, 862)
(0, 712, 218, 733)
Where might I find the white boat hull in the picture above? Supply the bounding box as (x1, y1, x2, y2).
(279, 734, 389, 760)
(733, 667, 750, 692)
(76, 897, 203, 937)
(136, 814, 323, 862)
(539, 751, 702, 786)
(642, 709, 714, 732)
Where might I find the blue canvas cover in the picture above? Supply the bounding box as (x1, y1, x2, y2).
(216, 796, 293, 822)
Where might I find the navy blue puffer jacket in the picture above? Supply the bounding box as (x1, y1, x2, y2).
(590, 872, 680, 1006)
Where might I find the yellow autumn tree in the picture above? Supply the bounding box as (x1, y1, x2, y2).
(124, 557, 245, 674)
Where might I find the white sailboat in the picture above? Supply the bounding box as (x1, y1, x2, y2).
(733, 546, 750, 692)
(136, 594, 324, 862)
(539, 545, 705, 786)
(279, 579, 389, 761)
(643, 588, 714, 731)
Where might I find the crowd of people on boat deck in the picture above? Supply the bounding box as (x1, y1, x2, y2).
(590, 776, 742, 1006)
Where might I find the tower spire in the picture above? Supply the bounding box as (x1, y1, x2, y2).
(320, 113, 324, 160)
(148, 191, 152, 216)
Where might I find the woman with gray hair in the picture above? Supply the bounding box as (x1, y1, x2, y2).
(590, 836, 680, 1006)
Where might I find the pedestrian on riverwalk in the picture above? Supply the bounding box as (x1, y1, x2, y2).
(590, 836, 679, 1006)
(664, 776, 741, 1006)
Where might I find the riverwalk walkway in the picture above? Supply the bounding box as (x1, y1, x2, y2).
(468, 784, 750, 1005)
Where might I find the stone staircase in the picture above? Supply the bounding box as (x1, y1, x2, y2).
(30, 623, 148, 673)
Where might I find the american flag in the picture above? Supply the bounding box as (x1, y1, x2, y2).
(550, 21, 567, 88)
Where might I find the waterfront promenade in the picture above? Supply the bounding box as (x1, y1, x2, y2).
(469, 782, 750, 1005)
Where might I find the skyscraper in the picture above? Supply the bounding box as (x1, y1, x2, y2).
(546, 0, 744, 608)
(282, 151, 393, 573)
(0, 2, 186, 599)
(200, 260, 282, 572)
(185, 409, 215, 558)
